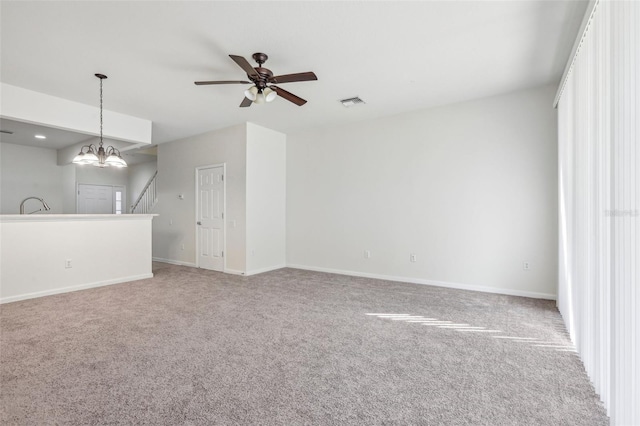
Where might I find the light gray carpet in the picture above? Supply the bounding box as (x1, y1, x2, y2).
(1, 263, 608, 425)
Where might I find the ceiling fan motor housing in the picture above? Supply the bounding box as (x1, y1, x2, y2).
(249, 53, 272, 89)
(253, 67, 273, 90)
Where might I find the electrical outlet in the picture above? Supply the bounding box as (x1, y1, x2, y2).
(364, 250, 371, 259)
(181, 244, 185, 250)
(65, 259, 72, 269)
(410, 254, 417, 263)
(523, 261, 531, 271)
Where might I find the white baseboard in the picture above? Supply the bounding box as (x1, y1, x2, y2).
(152, 259, 285, 277)
(0, 273, 154, 305)
(152, 257, 197, 268)
(244, 264, 286, 276)
(153, 259, 246, 276)
(286, 264, 557, 300)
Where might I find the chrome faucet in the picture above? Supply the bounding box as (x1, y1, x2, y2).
(19, 197, 51, 214)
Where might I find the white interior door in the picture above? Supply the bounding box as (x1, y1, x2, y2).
(197, 165, 225, 271)
(77, 184, 113, 214)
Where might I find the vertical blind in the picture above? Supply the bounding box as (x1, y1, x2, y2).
(557, 1, 638, 424)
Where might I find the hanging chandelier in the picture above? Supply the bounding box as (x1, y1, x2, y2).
(72, 74, 127, 168)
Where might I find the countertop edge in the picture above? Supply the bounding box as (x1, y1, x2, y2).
(0, 214, 158, 223)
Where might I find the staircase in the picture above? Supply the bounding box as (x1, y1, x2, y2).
(131, 171, 158, 214)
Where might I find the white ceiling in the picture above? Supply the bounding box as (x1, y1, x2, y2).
(0, 1, 587, 147)
(0, 118, 92, 149)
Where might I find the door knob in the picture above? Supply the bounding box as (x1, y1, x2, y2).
(197, 221, 202, 225)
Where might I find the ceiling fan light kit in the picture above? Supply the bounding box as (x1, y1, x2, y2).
(243, 86, 276, 104)
(195, 52, 317, 107)
(244, 86, 258, 101)
(263, 87, 277, 102)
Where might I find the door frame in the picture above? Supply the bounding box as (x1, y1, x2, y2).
(195, 163, 227, 272)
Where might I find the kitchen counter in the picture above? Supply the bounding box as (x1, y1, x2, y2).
(0, 214, 157, 303)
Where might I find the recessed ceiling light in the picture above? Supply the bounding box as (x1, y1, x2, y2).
(35, 134, 46, 139)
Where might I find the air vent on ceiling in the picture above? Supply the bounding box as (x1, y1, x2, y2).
(339, 96, 366, 107)
(0, 129, 14, 135)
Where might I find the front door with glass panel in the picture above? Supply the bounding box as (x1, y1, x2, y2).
(77, 184, 125, 214)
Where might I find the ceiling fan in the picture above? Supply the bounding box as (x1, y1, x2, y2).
(195, 53, 317, 107)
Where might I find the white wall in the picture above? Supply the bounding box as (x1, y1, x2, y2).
(0, 214, 154, 303)
(76, 164, 129, 188)
(61, 164, 77, 213)
(75, 163, 129, 196)
(287, 85, 558, 298)
(127, 160, 157, 211)
(246, 123, 286, 274)
(0, 143, 64, 214)
(153, 124, 246, 272)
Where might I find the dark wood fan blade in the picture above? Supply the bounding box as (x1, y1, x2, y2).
(240, 97, 252, 108)
(272, 86, 307, 106)
(194, 80, 251, 85)
(229, 55, 260, 79)
(269, 72, 317, 84)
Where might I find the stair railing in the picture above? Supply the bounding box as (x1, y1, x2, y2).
(131, 171, 158, 214)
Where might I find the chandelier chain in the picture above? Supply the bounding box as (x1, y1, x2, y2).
(99, 77, 103, 147)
